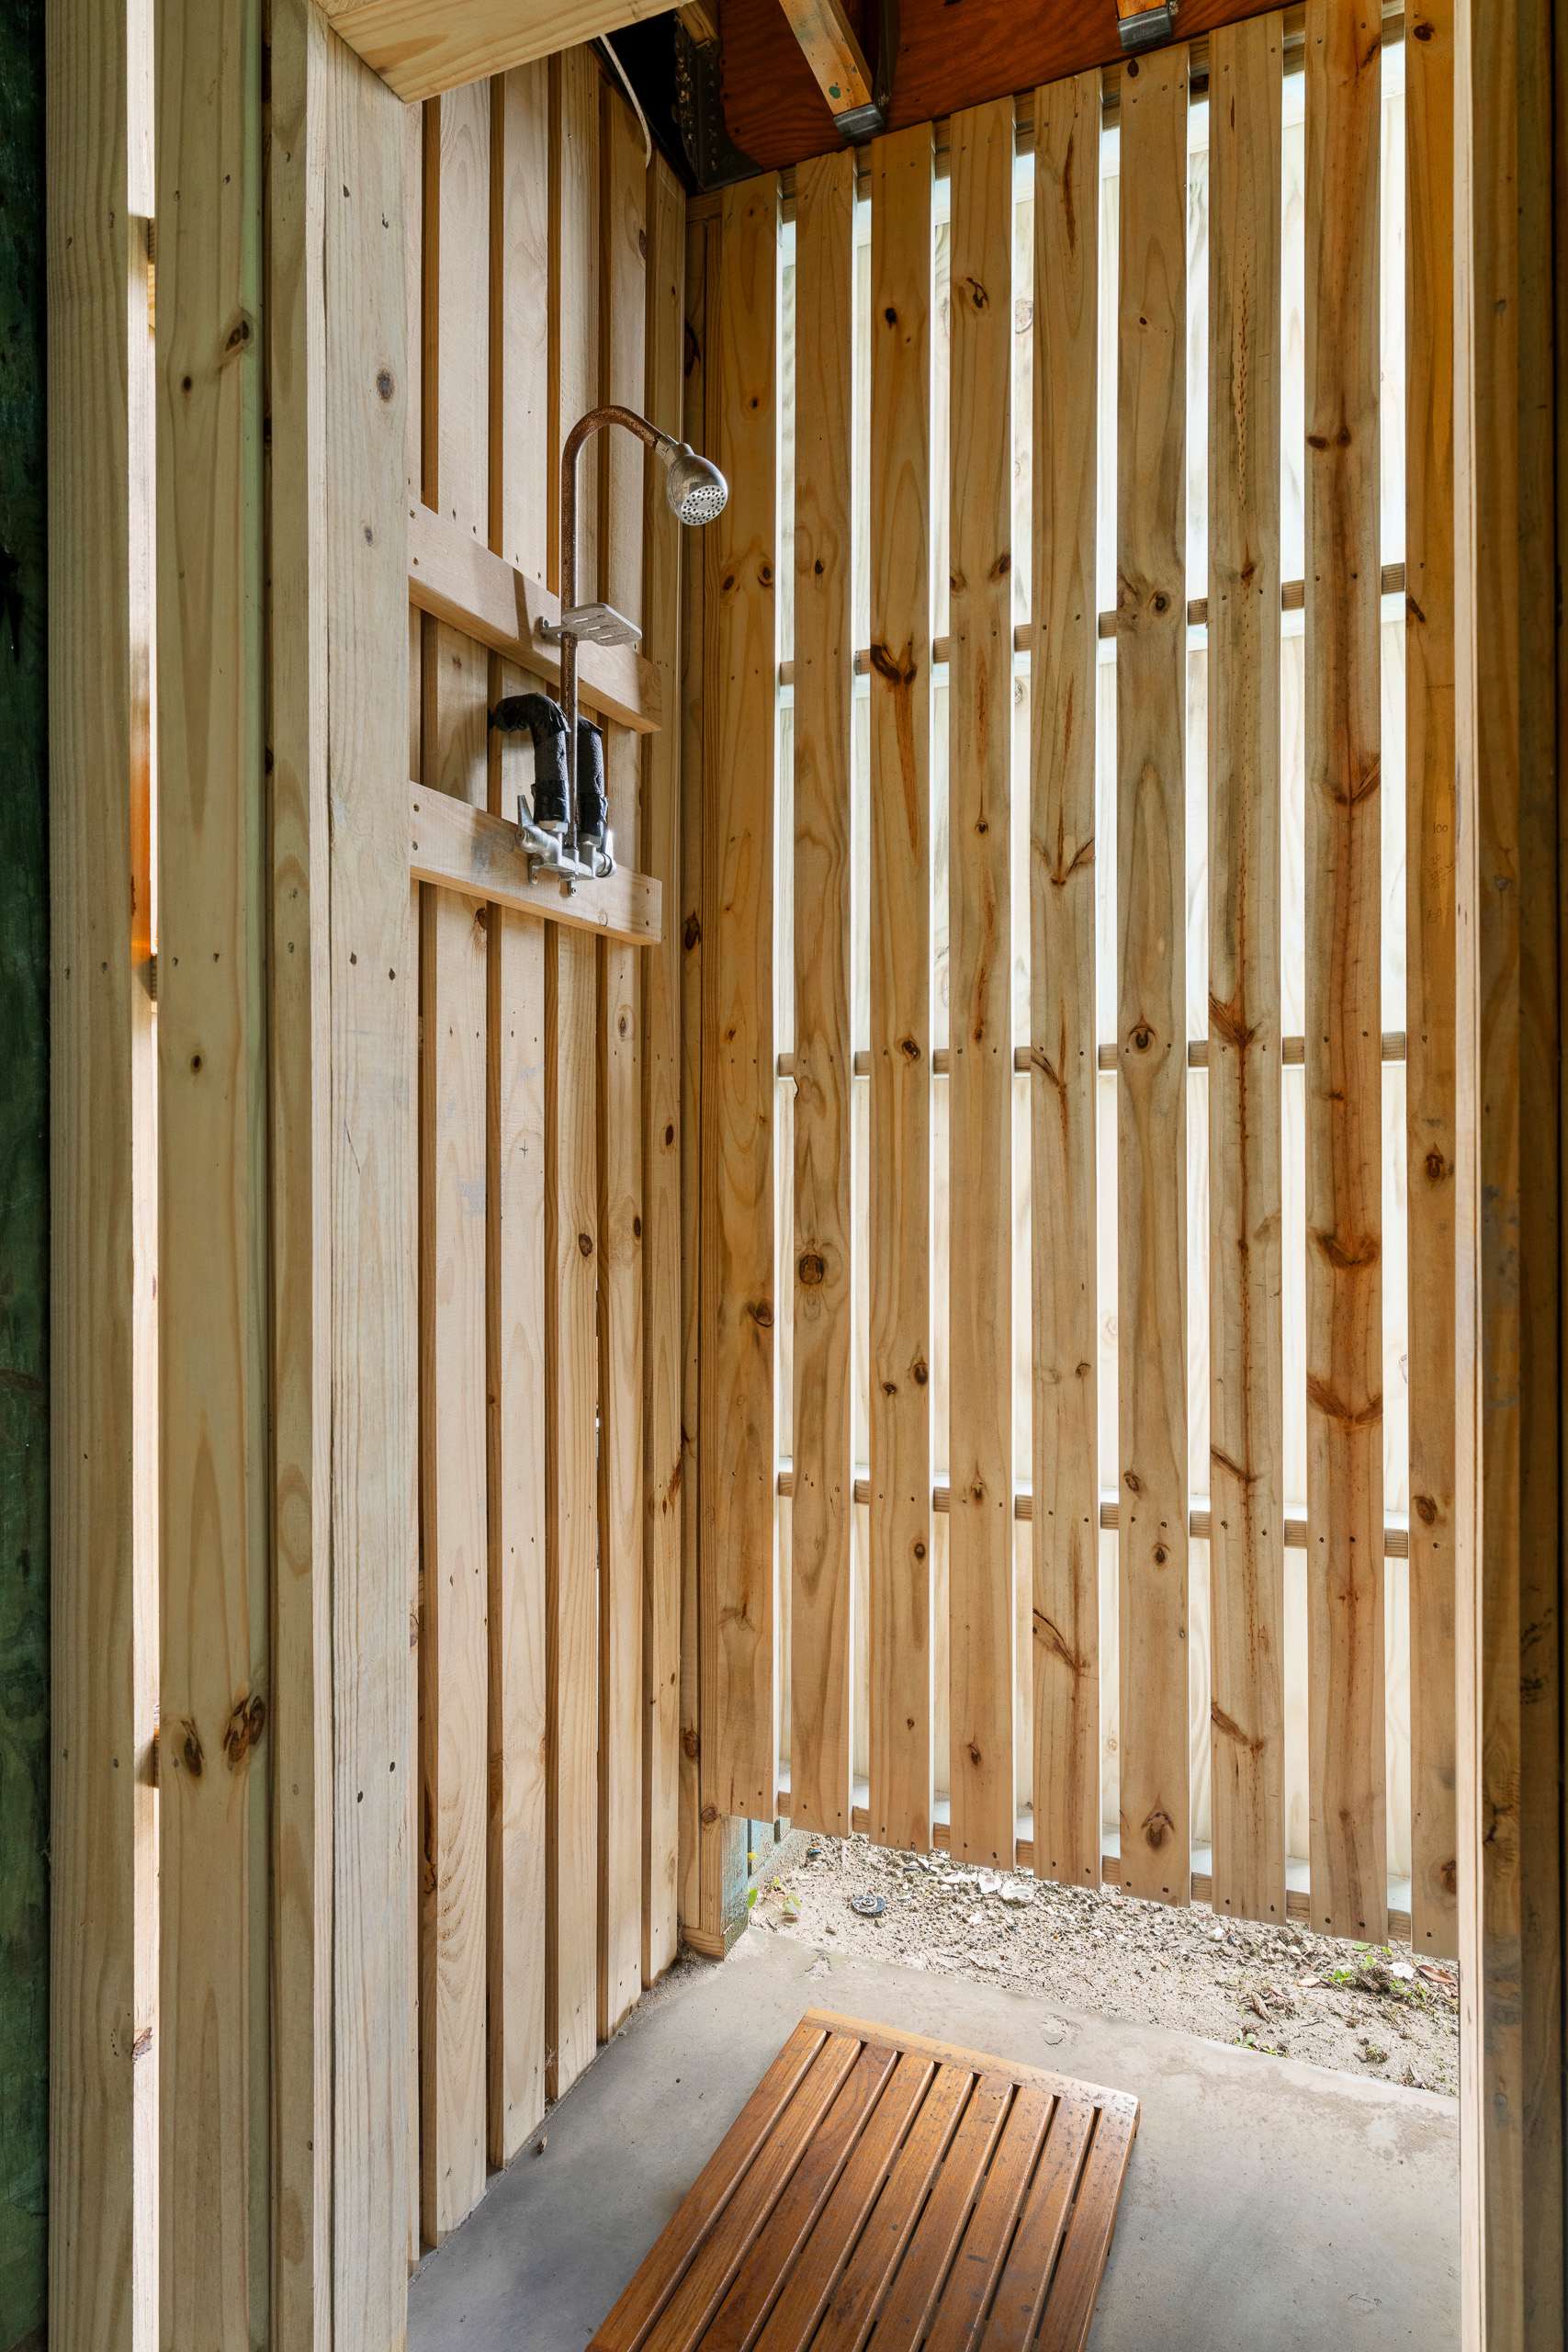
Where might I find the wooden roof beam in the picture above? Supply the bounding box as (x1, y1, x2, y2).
(321, 0, 670, 103)
(776, 0, 885, 139)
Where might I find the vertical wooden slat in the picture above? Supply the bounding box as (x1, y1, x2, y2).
(403, 96, 425, 2270)
(268, 2, 332, 2335)
(486, 56, 549, 2164)
(1030, 69, 1100, 1893)
(790, 147, 855, 1839)
(679, 205, 710, 1945)
(48, 0, 158, 2335)
(598, 80, 649, 2041)
(947, 96, 1015, 1870)
(1207, 14, 1285, 1926)
(418, 74, 491, 2244)
(155, 0, 270, 2333)
(1303, 0, 1385, 1943)
(1453, 0, 1563, 2332)
(701, 175, 780, 1823)
(642, 153, 688, 1983)
(321, 28, 416, 2340)
(868, 122, 934, 1859)
(1115, 39, 1190, 1906)
(547, 45, 603, 2098)
(1405, 0, 1459, 1960)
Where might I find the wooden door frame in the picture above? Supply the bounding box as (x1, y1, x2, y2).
(1453, 0, 1566, 2343)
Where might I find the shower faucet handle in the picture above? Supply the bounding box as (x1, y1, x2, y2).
(539, 599, 644, 651)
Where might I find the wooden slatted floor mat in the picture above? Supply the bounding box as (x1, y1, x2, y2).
(590, 2010, 1139, 2352)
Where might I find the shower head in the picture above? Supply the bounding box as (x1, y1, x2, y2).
(661, 442, 729, 526)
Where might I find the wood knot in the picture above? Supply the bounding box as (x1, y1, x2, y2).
(578, 1231, 594, 1257)
(911, 1359, 929, 1386)
(180, 1719, 205, 1779)
(683, 912, 701, 951)
(749, 1300, 774, 1330)
(798, 1251, 826, 1287)
(897, 1035, 921, 1061)
(682, 1728, 700, 1760)
(223, 1690, 267, 1770)
(376, 368, 395, 401)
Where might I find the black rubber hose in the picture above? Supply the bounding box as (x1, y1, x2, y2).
(576, 717, 608, 847)
(490, 691, 569, 831)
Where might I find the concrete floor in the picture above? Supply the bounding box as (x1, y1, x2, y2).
(408, 1930, 1460, 2351)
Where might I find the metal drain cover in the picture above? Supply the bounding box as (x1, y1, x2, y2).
(850, 1894, 886, 1918)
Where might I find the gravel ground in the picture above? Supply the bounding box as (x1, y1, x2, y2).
(743, 1830, 1460, 2095)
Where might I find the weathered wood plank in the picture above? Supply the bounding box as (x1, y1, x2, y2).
(268, 2, 333, 2334)
(700, 176, 781, 1821)
(1030, 69, 1100, 1894)
(946, 96, 1016, 1871)
(790, 147, 855, 1839)
(1404, 0, 1458, 1962)
(547, 46, 604, 2100)
(322, 28, 417, 2338)
(641, 153, 687, 1985)
(1115, 37, 1190, 1905)
(484, 52, 549, 2168)
(867, 122, 935, 1859)
(155, 0, 270, 2332)
(1303, 0, 1385, 1943)
(409, 786, 662, 943)
(1207, 12, 1285, 1927)
(417, 72, 492, 2250)
(598, 79, 649, 2043)
(47, 0, 157, 2335)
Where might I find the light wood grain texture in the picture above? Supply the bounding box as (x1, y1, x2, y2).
(641, 154, 688, 1985)
(546, 928, 601, 2100)
(946, 96, 1016, 1870)
(1303, 0, 1384, 1942)
(867, 122, 934, 1858)
(417, 73, 491, 2248)
(484, 50, 550, 2170)
(789, 148, 855, 1839)
(1404, 0, 1458, 1962)
(598, 81, 649, 2044)
(1206, 14, 1284, 1927)
(776, 0, 875, 114)
(47, 0, 157, 2336)
(491, 60, 550, 575)
(1030, 70, 1100, 1893)
(410, 788, 662, 944)
(407, 500, 660, 731)
(678, 208, 710, 1949)
(701, 177, 781, 1821)
(322, 28, 417, 2336)
(1453, 0, 1564, 2335)
(1115, 38, 1190, 1905)
(546, 45, 604, 2104)
(267, 3, 333, 2336)
(155, 0, 270, 2334)
(324, 0, 667, 104)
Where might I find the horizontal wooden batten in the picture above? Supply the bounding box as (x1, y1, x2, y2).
(410, 788, 662, 944)
(773, 1464, 1413, 1561)
(325, 0, 666, 102)
(408, 501, 660, 732)
(775, 562, 1407, 685)
(778, 1034, 1408, 1080)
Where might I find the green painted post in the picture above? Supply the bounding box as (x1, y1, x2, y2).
(0, 1, 51, 2342)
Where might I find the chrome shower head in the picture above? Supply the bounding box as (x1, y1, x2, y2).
(662, 442, 729, 526)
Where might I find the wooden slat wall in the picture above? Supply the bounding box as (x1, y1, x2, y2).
(597, 76, 648, 2046)
(735, 14, 1460, 1956)
(155, 0, 271, 2337)
(867, 123, 935, 1859)
(1206, 15, 1285, 1925)
(642, 154, 687, 1986)
(1115, 40, 1190, 1905)
(790, 148, 855, 1838)
(1303, 0, 1386, 1944)
(1030, 70, 1100, 1893)
(700, 175, 781, 1825)
(407, 38, 688, 2246)
(946, 96, 1016, 1871)
(418, 75, 492, 2248)
(1404, 0, 1459, 1958)
(486, 57, 550, 2168)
